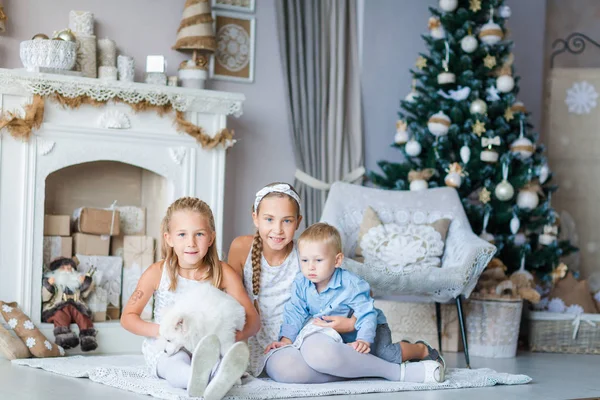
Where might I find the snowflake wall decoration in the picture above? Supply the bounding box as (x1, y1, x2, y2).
(565, 81, 598, 115)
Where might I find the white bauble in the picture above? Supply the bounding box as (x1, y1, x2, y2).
(405, 139, 422, 156)
(405, 91, 419, 103)
(511, 136, 534, 159)
(427, 111, 451, 136)
(431, 27, 446, 40)
(496, 75, 515, 93)
(495, 180, 515, 201)
(499, 5, 512, 18)
(410, 179, 428, 191)
(514, 232, 526, 245)
(439, 0, 458, 12)
(460, 35, 478, 53)
(517, 190, 539, 210)
(480, 231, 495, 243)
(469, 99, 488, 115)
(539, 233, 557, 246)
(394, 130, 409, 145)
(480, 149, 499, 163)
(479, 21, 503, 45)
(539, 163, 550, 184)
(460, 146, 471, 163)
(444, 172, 462, 188)
(510, 215, 520, 234)
(437, 71, 456, 85)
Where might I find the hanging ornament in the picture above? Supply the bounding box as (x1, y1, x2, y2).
(437, 41, 456, 84)
(504, 107, 514, 121)
(461, 29, 478, 53)
(428, 17, 446, 40)
(499, 5, 512, 19)
(479, 209, 495, 243)
(539, 224, 558, 246)
(496, 74, 515, 93)
(511, 101, 527, 113)
(469, 99, 487, 115)
(479, 187, 491, 204)
(510, 120, 535, 159)
(510, 212, 520, 235)
(404, 80, 419, 103)
(408, 169, 435, 191)
(483, 54, 497, 69)
(394, 120, 409, 145)
(460, 145, 471, 163)
(480, 136, 500, 163)
(479, 8, 503, 45)
(486, 85, 501, 101)
(444, 162, 466, 188)
(415, 56, 427, 70)
(472, 119, 486, 136)
(469, 0, 482, 12)
(516, 181, 542, 210)
(405, 139, 422, 157)
(439, 0, 458, 12)
(514, 232, 526, 246)
(539, 163, 550, 184)
(427, 110, 451, 136)
(495, 162, 514, 201)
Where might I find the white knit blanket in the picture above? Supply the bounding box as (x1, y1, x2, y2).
(12, 355, 531, 399)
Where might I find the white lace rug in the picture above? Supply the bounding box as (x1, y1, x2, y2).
(12, 355, 531, 399)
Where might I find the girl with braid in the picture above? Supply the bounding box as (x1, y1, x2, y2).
(122, 197, 260, 400)
(228, 184, 445, 384)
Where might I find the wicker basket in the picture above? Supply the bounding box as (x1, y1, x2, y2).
(466, 298, 523, 358)
(528, 311, 600, 354)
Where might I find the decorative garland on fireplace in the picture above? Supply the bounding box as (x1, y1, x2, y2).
(0, 93, 235, 149)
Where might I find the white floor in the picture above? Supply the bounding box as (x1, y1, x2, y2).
(1, 351, 598, 400)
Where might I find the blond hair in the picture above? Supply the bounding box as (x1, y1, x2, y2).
(298, 222, 343, 254)
(161, 197, 222, 291)
(251, 182, 300, 310)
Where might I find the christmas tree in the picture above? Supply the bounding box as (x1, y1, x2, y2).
(369, 0, 576, 281)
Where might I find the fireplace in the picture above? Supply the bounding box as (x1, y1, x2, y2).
(0, 69, 244, 353)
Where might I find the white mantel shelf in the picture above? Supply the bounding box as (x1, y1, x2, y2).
(0, 68, 245, 116)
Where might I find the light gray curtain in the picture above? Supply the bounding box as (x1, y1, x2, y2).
(276, 0, 364, 226)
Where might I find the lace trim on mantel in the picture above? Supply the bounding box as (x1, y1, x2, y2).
(0, 69, 244, 117)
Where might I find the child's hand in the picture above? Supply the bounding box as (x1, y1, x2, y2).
(313, 315, 357, 333)
(264, 338, 292, 353)
(348, 340, 370, 354)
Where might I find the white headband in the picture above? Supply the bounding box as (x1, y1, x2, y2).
(254, 183, 301, 212)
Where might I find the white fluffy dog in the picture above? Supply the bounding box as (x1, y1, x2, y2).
(158, 282, 246, 357)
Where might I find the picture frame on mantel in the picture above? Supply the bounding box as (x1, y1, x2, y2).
(211, 0, 255, 13)
(210, 11, 255, 83)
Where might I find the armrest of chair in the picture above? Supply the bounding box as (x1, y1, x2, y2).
(441, 227, 497, 298)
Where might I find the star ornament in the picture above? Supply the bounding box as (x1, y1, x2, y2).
(472, 120, 486, 136)
(479, 188, 491, 204)
(416, 56, 427, 70)
(504, 107, 514, 121)
(484, 54, 497, 69)
(469, 0, 482, 12)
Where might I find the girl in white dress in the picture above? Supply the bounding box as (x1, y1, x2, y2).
(121, 197, 260, 400)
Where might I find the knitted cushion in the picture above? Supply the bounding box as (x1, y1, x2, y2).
(0, 301, 64, 358)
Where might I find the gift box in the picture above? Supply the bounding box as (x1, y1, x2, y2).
(107, 306, 120, 320)
(110, 235, 124, 257)
(87, 286, 108, 322)
(72, 207, 120, 236)
(116, 206, 146, 236)
(374, 300, 463, 352)
(73, 233, 110, 256)
(43, 236, 73, 267)
(122, 236, 155, 320)
(75, 254, 123, 309)
(44, 215, 70, 236)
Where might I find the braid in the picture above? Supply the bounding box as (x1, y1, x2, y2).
(251, 230, 263, 312)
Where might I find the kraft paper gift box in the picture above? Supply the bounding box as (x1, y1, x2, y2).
(72, 207, 120, 236)
(374, 300, 463, 352)
(73, 233, 110, 256)
(43, 236, 73, 267)
(75, 254, 123, 309)
(116, 206, 146, 236)
(122, 236, 155, 320)
(44, 215, 71, 236)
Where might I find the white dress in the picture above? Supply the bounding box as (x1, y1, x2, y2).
(141, 264, 204, 377)
(242, 244, 300, 377)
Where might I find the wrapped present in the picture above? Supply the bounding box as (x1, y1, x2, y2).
(76, 254, 123, 308)
(73, 233, 109, 256)
(43, 236, 73, 267)
(44, 215, 70, 236)
(87, 286, 108, 322)
(122, 236, 155, 320)
(72, 207, 120, 236)
(116, 206, 146, 236)
(374, 300, 463, 352)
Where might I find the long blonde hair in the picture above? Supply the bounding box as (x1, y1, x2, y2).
(251, 183, 301, 309)
(161, 197, 222, 291)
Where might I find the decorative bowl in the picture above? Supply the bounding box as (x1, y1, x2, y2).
(20, 39, 77, 71)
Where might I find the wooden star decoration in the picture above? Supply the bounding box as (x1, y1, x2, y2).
(504, 107, 514, 121)
(479, 188, 491, 204)
(472, 120, 486, 136)
(416, 56, 427, 70)
(484, 54, 497, 69)
(469, 0, 482, 12)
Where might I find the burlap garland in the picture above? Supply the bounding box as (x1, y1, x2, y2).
(0, 93, 234, 149)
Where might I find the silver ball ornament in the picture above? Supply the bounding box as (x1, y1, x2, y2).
(460, 35, 478, 53)
(439, 0, 458, 12)
(495, 179, 514, 201)
(469, 99, 487, 115)
(496, 75, 515, 93)
(517, 190, 539, 210)
(405, 139, 422, 157)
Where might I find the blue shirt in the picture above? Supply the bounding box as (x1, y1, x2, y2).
(279, 268, 386, 344)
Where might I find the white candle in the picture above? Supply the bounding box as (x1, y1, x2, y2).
(97, 38, 117, 67)
(98, 66, 118, 80)
(117, 55, 135, 82)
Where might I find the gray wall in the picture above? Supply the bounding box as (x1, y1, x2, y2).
(362, 0, 547, 174)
